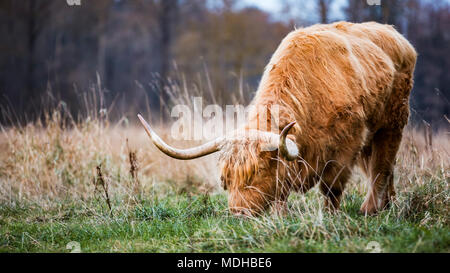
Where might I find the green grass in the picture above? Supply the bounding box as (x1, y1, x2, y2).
(1, 181, 448, 253)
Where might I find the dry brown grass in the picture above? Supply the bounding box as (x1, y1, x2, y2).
(0, 109, 220, 205)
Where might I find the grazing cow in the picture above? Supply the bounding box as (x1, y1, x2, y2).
(138, 21, 417, 216)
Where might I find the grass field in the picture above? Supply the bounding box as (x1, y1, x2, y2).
(1, 184, 449, 253)
(0, 90, 449, 253)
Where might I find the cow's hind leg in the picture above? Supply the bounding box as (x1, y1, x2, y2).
(360, 127, 402, 215)
(360, 69, 412, 215)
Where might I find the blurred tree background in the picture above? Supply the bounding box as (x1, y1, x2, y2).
(0, 0, 448, 127)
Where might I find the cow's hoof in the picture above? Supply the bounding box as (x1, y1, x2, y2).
(359, 202, 379, 216)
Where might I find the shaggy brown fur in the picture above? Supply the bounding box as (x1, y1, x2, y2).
(219, 21, 417, 215)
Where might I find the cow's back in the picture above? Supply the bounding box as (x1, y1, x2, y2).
(339, 22, 417, 72)
(255, 21, 416, 126)
(251, 21, 416, 164)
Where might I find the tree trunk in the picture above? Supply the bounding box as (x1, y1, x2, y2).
(318, 0, 331, 24)
(158, 0, 178, 121)
(26, 0, 37, 103)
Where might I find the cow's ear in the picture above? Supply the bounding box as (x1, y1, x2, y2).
(286, 134, 296, 143)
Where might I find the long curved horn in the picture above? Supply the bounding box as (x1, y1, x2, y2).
(279, 122, 298, 161)
(138, 114, 223, 160)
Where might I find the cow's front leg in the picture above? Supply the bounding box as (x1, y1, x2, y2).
(320, 167, 350, 212)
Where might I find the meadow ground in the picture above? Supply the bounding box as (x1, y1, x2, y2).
(0, 103, 449, 253)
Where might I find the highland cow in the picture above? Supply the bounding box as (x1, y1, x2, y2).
(138, 21, 417, 216)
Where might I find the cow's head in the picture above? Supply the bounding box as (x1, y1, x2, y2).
(138, 114, 298, 216)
